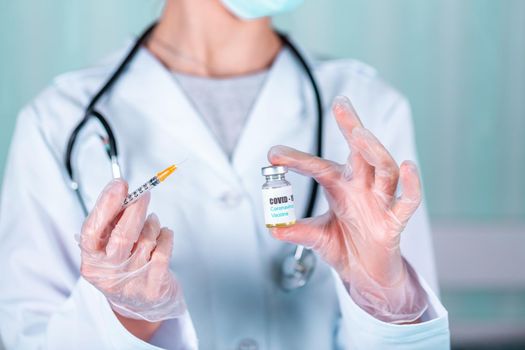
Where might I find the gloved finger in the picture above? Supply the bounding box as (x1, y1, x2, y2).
(270, 214, 330, 249)
(105, 192, 151, 262)
(346, 151, 374, 187)
(268, 145, 340, 188)
(81, 179, 129, 252)
(392, 161, 422, 225)
(129, 213, 161, 269)
(147, 228, 174, 292)
(350, 128, 400, 198)
(331, 96, 375, 186)
(332, 95, 364, 145)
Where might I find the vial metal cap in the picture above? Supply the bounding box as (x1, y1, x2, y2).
(261, 165, 288, 176)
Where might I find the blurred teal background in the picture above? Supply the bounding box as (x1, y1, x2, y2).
(1, 0, 524, 348)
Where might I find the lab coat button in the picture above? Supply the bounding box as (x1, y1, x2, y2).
(237, 338, 258, 350)
(219, 191, 242, 207)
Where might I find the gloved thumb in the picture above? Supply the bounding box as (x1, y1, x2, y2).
(269, 214, 330, 250)
(392, 160, 422, 225)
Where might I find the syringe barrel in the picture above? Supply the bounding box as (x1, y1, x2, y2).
(122, 176, 160, 207)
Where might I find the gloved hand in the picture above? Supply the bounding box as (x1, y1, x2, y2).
(268, 96, 428, 323)
(79, 179, 185, 322)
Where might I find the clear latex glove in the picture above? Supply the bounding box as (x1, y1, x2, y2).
(79, 179, 186, 322)
(268, 95, 428, 323)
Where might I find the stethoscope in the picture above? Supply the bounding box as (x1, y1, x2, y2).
(64, 23, 323, 291)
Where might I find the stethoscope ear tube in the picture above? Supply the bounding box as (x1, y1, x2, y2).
(64, 24, 156, 216)
(277, 33, 323, 219)
(65, 109, 122, 216)
(277, 33, 324, 291)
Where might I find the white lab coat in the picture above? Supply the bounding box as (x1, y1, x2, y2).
(0, 40, 449, 349)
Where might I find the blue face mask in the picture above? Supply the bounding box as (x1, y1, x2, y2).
(221, 0, 304, 20)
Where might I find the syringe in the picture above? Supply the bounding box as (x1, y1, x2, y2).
(122, 165, 177, 207)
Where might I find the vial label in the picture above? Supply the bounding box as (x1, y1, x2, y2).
(262, 185, 296, 226)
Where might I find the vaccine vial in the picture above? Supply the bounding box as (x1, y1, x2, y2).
(261, 165, 296, 228)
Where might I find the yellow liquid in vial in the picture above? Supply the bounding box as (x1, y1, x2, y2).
(266, 220, 296, 228)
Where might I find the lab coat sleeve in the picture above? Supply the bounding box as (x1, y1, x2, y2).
(0, 105, 197, 350)
(333, 96, 450, 349)
(333, 270, 449, 349)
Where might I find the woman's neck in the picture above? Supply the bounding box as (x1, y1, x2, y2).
(146, 0, 282, 77)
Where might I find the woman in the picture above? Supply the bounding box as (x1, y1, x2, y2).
(0, 0, 449, 349)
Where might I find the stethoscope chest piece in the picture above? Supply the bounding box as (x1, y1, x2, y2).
(280, 247, 316, 291)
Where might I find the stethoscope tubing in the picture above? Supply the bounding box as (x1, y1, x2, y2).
(64, 22, 323, 290)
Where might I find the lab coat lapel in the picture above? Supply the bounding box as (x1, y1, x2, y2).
(232, 48, 317, 222)
(113, 47, 232, 179)
(233, 48, 310, 173)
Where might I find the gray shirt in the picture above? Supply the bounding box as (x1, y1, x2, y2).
(173, 70, 269, 159)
